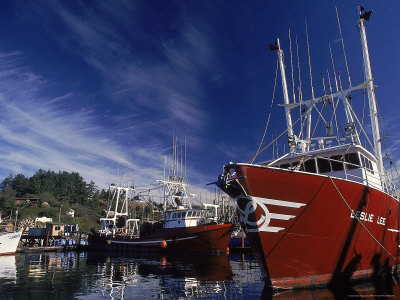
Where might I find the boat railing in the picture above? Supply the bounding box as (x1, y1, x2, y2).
(274, 154, 399, 199)
(381, 173, 400, 199)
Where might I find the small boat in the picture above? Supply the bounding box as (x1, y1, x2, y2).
(216, 7, 400, 289)
(88, 182, 232, 253)
(89, 141, 233, 253)
(0, 230, 23, 255)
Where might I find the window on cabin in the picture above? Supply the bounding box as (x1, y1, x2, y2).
(280, 163, 290, 169)
(362, 156, 374, 174)
(360, 154, 366, 167)
(331, 155, 344, 171)
(345, 153, 361, 170)
(361, 155, 369, 171)
(368, 160, 374, 174)
(182, 212, 186, 218)
(187, 211, 192, 217)
(304, 159, 317, 173)
(173, 213, 176, 218)
(317, 157, 331, 173)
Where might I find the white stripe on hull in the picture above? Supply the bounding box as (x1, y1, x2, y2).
(251, 196, 306, 208)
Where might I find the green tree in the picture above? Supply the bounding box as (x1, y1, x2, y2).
(29, 169, 57, 194)
(39, 191, 59, 207)
(1, 174, 13, 191)
(0, 186, 17, 212)
(12, 174, 31, 196)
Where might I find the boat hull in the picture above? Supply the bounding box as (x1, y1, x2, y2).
(0, 230, 22, 255)
(88, 223, 233, 253)
(220, 164, 400, 289)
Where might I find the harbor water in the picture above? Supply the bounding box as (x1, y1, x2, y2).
(0, 251, 398, 299)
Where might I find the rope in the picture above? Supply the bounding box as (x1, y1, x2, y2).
(251, 58, 279, 163)
(328, 176, 400, 264)
(248, 108, 310, 163)
(310, 105, 325, 138)
(248, 127, 288, 164)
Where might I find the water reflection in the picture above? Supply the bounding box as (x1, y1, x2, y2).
(0, 255, 16, 281)
(0, 251, 398, 299)
(262, 272, 400, 300)
(85, 252, 237, 299)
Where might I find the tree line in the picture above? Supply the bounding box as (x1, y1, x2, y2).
(0, 169, 106, 211)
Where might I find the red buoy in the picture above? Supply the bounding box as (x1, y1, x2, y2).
(226, 247, 230, 254)
(160, 256, 167, 269)
(161, 240, 167, 248)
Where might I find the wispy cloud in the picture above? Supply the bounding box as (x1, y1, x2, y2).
(0, 2, 232, 203)
(22, 1, 218, 133)
(0, 52, 134, 185)
(0, 49, 215, 201)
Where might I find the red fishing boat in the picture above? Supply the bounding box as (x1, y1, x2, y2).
(217, 6, 400, 289)
(89, 140, 233, 253)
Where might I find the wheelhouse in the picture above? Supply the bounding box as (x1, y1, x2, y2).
(164, 205, 219, 228)
(264, 144, 397, 198)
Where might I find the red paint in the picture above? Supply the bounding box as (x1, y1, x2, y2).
(231, 164, 399, 289)
(89, 223, 233, 253)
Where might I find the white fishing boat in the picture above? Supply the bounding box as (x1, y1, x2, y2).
(0, 230, 22, 255)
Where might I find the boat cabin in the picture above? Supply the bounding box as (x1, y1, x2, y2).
(265, 144, 397, 198)
(164, 205, 219, 228)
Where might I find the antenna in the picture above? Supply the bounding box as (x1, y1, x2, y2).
(180, 145, 183, 179)
(171, 131, 174, 178)
(326, 69, 340, 138)
(295, 35, 303, 102)
(289, 29, 296, 102)
(296, 34, 304, 139)
(184, 133, 187, 184)
(329, 43, 339, 93)
(336, 6, 352, 87)
(305, 18, 313, 146)
(174, 136, 178, 177)
(305, 19, 315, 100)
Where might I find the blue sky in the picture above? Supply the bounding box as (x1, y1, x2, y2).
(0, 1, 399, 201)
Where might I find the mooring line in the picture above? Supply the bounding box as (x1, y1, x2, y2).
(329, 176, 400, 264)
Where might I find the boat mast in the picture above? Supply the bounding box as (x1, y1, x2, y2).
(305, 19, 313, 150)
(357, 6, 384, 179)
(276, 38, 295, 152)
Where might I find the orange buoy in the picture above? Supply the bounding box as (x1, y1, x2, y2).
(160, 256, 167, 269)
(226, 247, 230, 254)
(161, 240, 167, 248)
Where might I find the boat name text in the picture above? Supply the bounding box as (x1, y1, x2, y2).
(350, 210, 386, 225)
